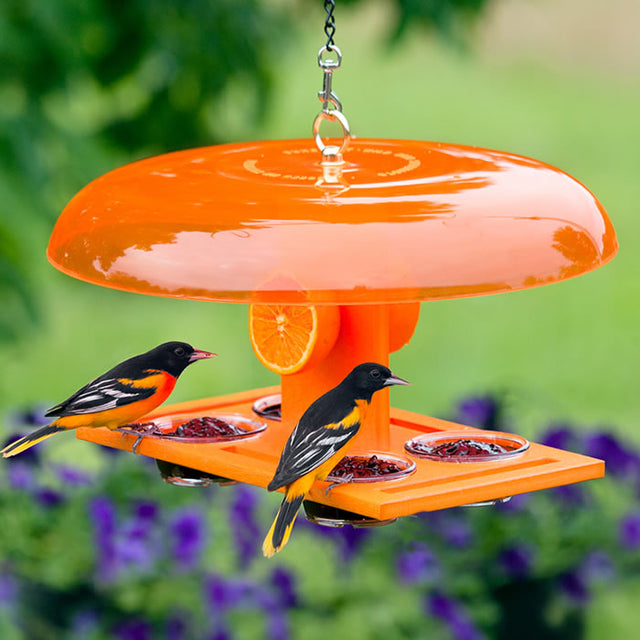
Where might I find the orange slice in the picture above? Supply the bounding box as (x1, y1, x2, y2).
(249, 304, 340, 375)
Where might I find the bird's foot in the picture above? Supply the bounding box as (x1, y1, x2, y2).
(325, 473, 354, 495)
(117, 422, 158, 454)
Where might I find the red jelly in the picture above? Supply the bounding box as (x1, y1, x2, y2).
(405, 431, 530, 463)
(330, 455, 403, 479)
(174, 416, 244, 438)
(119, 414, 266, 443)
(412, 439, 509, 458)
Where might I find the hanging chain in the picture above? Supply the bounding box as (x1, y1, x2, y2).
(313, 0, 350, 163)
(323, 0, 336, 50)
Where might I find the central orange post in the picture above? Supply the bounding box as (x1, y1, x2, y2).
(280, 304, 392, 450)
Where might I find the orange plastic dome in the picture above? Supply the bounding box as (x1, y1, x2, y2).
(48, 138, 617, 304)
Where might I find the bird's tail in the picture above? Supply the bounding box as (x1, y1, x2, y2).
(1, 424, 66, 458)
(262, 492, 305, 558)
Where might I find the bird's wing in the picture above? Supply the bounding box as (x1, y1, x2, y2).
(45, 375, 157, 417)
(268, 408, 361, 490)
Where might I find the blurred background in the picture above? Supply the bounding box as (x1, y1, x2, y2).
(1, 0, 639, 638)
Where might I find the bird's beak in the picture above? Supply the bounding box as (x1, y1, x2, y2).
(384, 373, 410, 386)
(189, 349, 218, 362)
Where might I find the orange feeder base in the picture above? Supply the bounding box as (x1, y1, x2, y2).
(76, 386, 603, 520)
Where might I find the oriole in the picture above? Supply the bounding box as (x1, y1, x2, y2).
(262, 362, 409, 557)
(2, 341, 216, 458)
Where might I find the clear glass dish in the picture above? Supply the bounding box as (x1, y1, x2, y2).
(405, 430, 529, 463)
(119, 413, 266, 443)
(155, 459, 236, 487)
(326, 451, 416, 483)
(252, 394, 282, 421)
(303, 500, 396, 528)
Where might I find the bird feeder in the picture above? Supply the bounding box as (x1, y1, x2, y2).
(46, 34, 617, 526)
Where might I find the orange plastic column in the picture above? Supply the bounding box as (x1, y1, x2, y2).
(281, 304, 391, 450)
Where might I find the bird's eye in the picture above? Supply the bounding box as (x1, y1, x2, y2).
(370, 369, 381, 378)
(174, 346, 186, 357)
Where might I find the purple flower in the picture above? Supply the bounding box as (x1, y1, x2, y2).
(90, 496, 117, 532)
(89, 499, 163, 581)
(229, 485, 261, 568)
(582, 551, 614, 583)
(427, 592, 485, 640)
(441, 517, 474, 549)
(136, 501, 159, 522)
(11, 404, 50, 428)
(270, 567, 298, 609)
(309, 522, 371, 562)
(34, 487, 65, 508)
(114, 535, 154, 572)
(56, 466, 93, 487)
(498, 545, 533, 579)
(267, 609, 290, 640)
(252, 586, 278, 611)
(6, 463, 35, 490)
(205, 575, 250, 612)
(584, 432, 640, 478)
(427, 591, 458, 621)
(340, 525, 371, 561)
(558, 571, 590, 605)
(202, 578, 285, 640)
(450, 617, 484, 640)
(550, 483, 586, 506)
(89, 496, 118, 582)
(396, 545, 440, 584)
(418, 511, 474, 548)
(539, 425, 577, 450)
(113, 617, 153, 640)
(114, 510, 160, 573)
(556, 551, 613, 607)
(619, 512, 640, 549)
(0, 572, 17, 608)
(208, 629, 231, 640)
(205, 575, 230, 611)
(166, 613, 189, 640)
(169, 508, 207, 570)
(454, 396, 500, 429)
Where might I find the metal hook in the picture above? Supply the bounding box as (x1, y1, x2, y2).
(317, 45, 343, 113)
(312, 110, 350, 156)
(313, 44, 350, 163)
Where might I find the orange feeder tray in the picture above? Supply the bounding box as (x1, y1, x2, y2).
(49, 138, 616, 520)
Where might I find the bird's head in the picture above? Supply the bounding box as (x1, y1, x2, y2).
(148, 341, 217, 377)
(346, 362, 410, 400)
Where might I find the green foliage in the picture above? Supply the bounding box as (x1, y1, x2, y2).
(2, 0, 286, 153)
(0, 0, 295, 342)
(387, 0, 489, 43)
(0, 0, 493, 344)
(314, 0, 490, 44)
(0, 225, 37, 342)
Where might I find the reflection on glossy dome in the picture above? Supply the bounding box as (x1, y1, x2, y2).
(48, 138, 617, 304)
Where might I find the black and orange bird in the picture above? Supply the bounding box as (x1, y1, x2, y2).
(1, 341, 216, 458)
(262, 362, 409, 557)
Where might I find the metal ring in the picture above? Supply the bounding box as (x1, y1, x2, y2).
(313, 110, 351, 155)
(317, 45, 342, 69)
